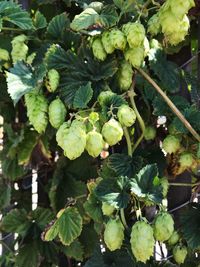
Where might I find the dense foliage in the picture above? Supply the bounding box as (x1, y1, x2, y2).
(0, 0, 200, 266)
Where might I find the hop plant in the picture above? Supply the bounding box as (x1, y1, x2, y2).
(86, 131, 104, 158)
(168, 231, 180, 246)
(98, 90, 115, 107)
(147, 14, 161, 36)
(56, 120, 86, 160)
(92, 38, 107, 61)
(49, 98, 67, 129)
(110, 29, 127, 50)
(124, 47, 144, 68)
(11, 34, 28, 63)
(160, 177, 169, 198)
(102, 202, 115, 216)
(123, 22, 145, 48)
(25, 92, 48, 134)
(101, 31, 115, 54)
(46, 69, 60, 92)
(153, 212, 174, 242)
(117, 105, 136, 127)
(179, 152, 194, 168)
(102, 118, 123, 146)
(0, 48, 10, 61)
(169, 0, 195, 19)
(130, 221, 155, 263)
(144, 126, 156, 141)
(117, 60, 133, 91)
(104, 217, 124, 251)
(173, 244, 188, 264)
(162, 135, 181, 154)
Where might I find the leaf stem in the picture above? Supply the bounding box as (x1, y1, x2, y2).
(128, 88, 145, 153)
(120, 208, 128, 229)
(169, 182, 200, 187)
(2, 27, 23, 32)
(137, 68, 200, 142)
(123, 127, 133, 157)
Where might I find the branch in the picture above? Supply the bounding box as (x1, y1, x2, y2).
(138, 68, 200, 142)
(123, 127, 133, 156)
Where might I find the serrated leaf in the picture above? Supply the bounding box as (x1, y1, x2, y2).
(47, 13, 70, 39)
(44, 220, 59, 241)
(148, 49, 180, 93)
(2, 157, 27, 180)
(0, 1, 33, 30)
(45, 44, 69, 69)
(95, 176, 130, 209)
(101, 94, 127, 119)
(180, 203, 200, 250)
(1, 209, 31, 236)
(15, 242, 39, 267)
(0, 180, 11, 209)
(32, 207, 54, 229)
(107, 153, 143, 177)
(33, 11, 47, 29)
(70, 8, 99, 31)
(73, 82, 93, 109)
(130, 164, 163, 204)
(99, 5, 118, 27)
(58, 207, 82, 245)
(6, 61, 36, 105)
(84, 193, 103, 223)
(63, 240, 84, 261)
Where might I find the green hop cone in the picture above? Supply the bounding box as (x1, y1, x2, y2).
(169, 0, 195, 19)
(173, 244, 188, 264)
(144, 126, 156, 141)
(98, 90, 115, 107)
(110, 29, 127, 50)
(162, 135, 181, 154)
(102, 202, 115, 216)
(25, 92, 48, 134)
(130, 221, 155, 263)
(46, 69, 60, 92)
(86, 131, 104, 158)
(179, 152, 194, 168)
(49, 98, 67, 129)
(102, 118, 123, 146)
(92, 38, 107, 61)
(11, 34, 28, 63)
(0, 48, 10, 61)
(147, 14, 161, 36)
(123, 22, 145, 48)
(117, 105, 136, 127)
(124, 47, 144, 68)
(168, 231, 180, 246)
(118, 60, 133, 91)
(101, 31, 115, 54)
(104, 217, 124, 251)
(153, 212, 174, 242)
(160, 177, 169, 198)
(56, 120, 86, 160)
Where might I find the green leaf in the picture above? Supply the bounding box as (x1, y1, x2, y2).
(70, 8, 99, 31)
(130, 164, 163, 204)
(6, 62, 36, 105)
(1, 209, 31, 236)
(15, 242, 39, 267)
(95, 176, 130, 209)
(45, 44, 69, 70)
(84, 193, 103, 223)
(101, 94, 127, 119)
(84, 246, 109, 267)
(73, 82, 93, 109)
(63, 240, 84, 261)
(113, 0, 136, 13)
(33, 11, 47, 29)
(2, 157, 27, 180)
(44, 220, 59, 241)
(32, 207, 54, 229)
(0, 180, 11, 209)
(107, 153, 143, 177)
(47, 13, 70, 39)
(99, 5, 118, 28)
(58, 207, 83, 245)
(0, 1, 33, 30)
(180, 203, 200, 250)
(148, 49, 180, 93)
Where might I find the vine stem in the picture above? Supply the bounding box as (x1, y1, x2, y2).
(2, 27, 23, 32)
(123, 127, 133, 156)
(137, 68, 200, 142)
(128, 89, 146, 152)
(169, 182, 200, 187)
(120, 208, 128, 229)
